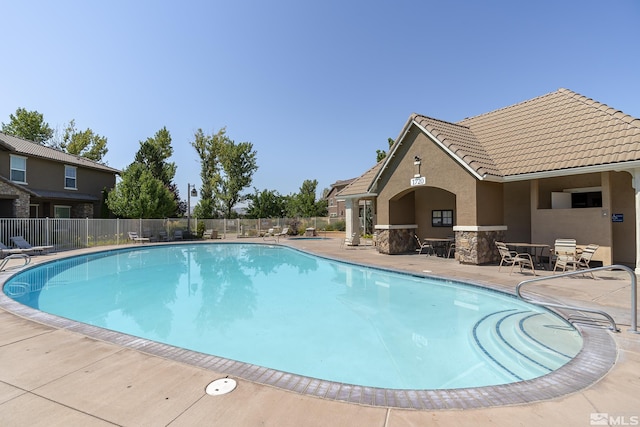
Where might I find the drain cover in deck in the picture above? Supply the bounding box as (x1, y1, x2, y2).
(206, 378, 237, 396)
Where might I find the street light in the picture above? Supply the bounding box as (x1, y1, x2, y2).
(187, 183, 198, 236)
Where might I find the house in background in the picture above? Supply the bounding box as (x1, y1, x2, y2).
(325, 178, 355, 218)
(338, 88, 640, 272)
(0, 132, 119, 218)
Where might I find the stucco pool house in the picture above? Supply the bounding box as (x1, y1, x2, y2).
(338, 88, 640, 272)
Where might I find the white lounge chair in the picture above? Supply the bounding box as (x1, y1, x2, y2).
(127, 231, 150, 244)
(10, 236, 54, 254)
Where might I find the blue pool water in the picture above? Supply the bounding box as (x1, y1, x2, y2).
(3, 243, 582, 389)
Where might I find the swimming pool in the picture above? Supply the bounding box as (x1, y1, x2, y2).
(3, 243, 583, 391)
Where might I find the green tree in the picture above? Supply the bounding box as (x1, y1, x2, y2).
(215, 138, 258, 218)
(60, 119, 108, 162)
(134, 127, 182, 216)
(191, 127, 258, 219)
(135, 127, 176, 186)
(1, 107, 54, 144)
(285, 179, 328, 217)
(246, 188, 285, 218)
(190, 128, 221, 218)
(376, 137, 395, 162)
(106, 163, 177, 218)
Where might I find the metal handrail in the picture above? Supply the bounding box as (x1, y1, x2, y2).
(516, 264, 638, 334)
(0, 253, 31, 272)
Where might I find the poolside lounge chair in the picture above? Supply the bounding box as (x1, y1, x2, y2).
(414, 235, 434, 256)
(340, 233, 357, 249)
(495, 241, 535, 275)
(10, 236, 54, 254)
(0, 242, 32, 257)
(174, 230, 184, 240)
(127, 231, 150, 244)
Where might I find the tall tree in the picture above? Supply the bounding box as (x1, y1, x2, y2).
(134, 127, 176, 186)
(134, 127, 182, 216)
(106, 163, 177, 218)
(215, 137, 258, 218)
(191, 127, 258, 219)
(60, 119, 108, 162)
(1, 107, 54, 144)
(190, 128, 221, 218)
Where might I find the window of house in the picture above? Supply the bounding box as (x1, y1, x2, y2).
(432, 209, 453, 227)
(54, 205, 71, 218)
(10, 155, 27, 183)
(65, 165, 77, 189)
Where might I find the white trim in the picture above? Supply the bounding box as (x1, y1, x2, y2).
(374, 224, 418, 230)
(499, 162, 640, 182)
(453, 225, 508, 232)
(337, 193, 377, 201)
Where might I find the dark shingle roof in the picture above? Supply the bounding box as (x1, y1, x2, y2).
(0, 132, 120, 174)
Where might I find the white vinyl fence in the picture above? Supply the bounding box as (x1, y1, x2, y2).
(0, 217, 346, 252)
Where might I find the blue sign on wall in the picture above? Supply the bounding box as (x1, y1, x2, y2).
(612, 213, 624, 222)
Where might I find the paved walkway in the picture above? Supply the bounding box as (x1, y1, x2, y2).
(0, 237, 638, 426)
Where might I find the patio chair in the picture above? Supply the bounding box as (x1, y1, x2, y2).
(158, 230, 169, 241)
(414, 235, 434, 256)
(340, 233, 357, 249)
(562, 244, 600, 278)
(274, 227, 289, 241)
(552, 239, 578, 273)
(174, 230, 184, 240)
(127, 231, 150, 244)
(495, 241, 535, 275)
(10, 236, 54, 254)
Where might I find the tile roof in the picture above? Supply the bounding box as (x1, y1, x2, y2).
(0, 132, 120, 174)
(337, 161, 384, 197)
(344, 88, 640, 194)
(456, 88, 640, 178)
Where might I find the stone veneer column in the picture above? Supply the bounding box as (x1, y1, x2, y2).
(453, 226, 507, 265)
(374, 225, 418, 254)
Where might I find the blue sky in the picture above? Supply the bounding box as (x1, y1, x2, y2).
(2, 1, 639, 204)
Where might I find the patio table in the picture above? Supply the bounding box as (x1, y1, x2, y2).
(506, 242, 551, 269)
(423, 237, 455, 257)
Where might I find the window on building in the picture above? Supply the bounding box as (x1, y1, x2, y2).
(432, 210, 453, 227)
(571, 191, 602, 208)
(10, 155, 27, 183)
(54, 205, 71, 218)
(65, 165, 77, 189)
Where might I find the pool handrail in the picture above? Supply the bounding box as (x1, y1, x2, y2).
(516, 264, 638, 334)
(0, 253, 31, 272)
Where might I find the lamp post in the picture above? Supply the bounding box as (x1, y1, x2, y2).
(187, 183, 198, 236)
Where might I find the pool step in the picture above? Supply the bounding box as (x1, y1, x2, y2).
(472, 310, 581, 381)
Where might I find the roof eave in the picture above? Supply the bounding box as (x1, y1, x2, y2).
(501, 161, 640, 182)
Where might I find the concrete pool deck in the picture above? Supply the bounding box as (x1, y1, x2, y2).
(0, 237, 638, 426)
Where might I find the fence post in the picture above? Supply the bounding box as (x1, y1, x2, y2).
(46, 217, 50, 246)
(117, 218, 120, 245)
(86, 218, 89, 247)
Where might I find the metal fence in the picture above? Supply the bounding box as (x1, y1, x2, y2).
(0, 217, 347, 252)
